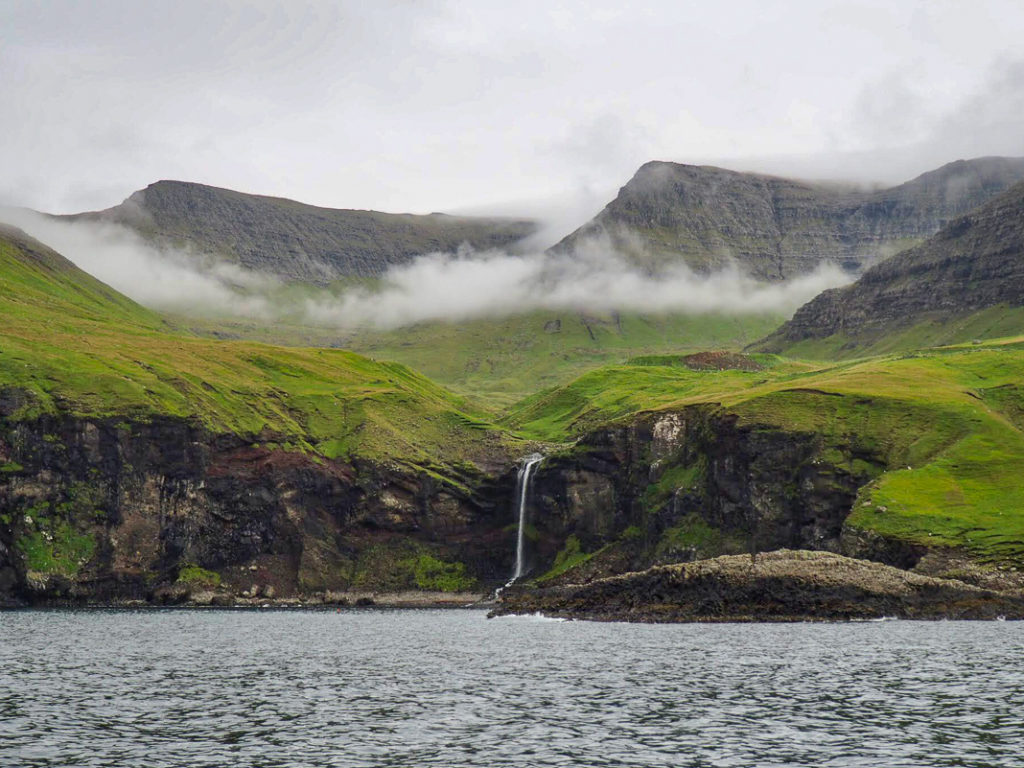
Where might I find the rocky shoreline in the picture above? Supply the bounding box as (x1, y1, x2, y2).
(490, 550, 1024, 622)
(1, 589, 490, 610)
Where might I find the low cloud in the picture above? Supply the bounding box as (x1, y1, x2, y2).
(0, 211, 851, 330)
(304, 239, 850, 329)
(0, 208, 279, 318)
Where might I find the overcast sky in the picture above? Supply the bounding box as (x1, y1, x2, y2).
(3, 0, 1024, 222)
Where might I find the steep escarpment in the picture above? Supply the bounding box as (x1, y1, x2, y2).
(756, 180, 1024, 354)
(0, 407, 520, 606)
(551, 157, 1024, 280)
(66, 180, 537, 283)
(515, 406, 888, 586)
(492, 550, 1024, 622)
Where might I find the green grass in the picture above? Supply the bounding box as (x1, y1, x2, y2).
(15, 521, 95, 577)
(176, 564, 222, 588)
(351, 539, 477, 592)
(503, 357, 815, 441)
(505, 338, 1024, 564)
(654, 514, 746, 561)
(172, 310, 783, 409)
(0, 230, 514, 471)
(411, 553, 476, 592)
(536, 534, 603, 582)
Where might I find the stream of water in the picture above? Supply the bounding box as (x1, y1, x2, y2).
(511, 453, 543, 582)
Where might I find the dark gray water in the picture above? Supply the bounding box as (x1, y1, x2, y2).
(1, 610, 1022, 767)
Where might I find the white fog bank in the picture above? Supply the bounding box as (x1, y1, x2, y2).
(0, 211, 851, 330)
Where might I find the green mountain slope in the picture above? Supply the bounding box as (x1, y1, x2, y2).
(179, 310, 781, 408)
(551, 157, 1024, 280)
(0, 225, 503, 466)
(0, 223, 168, 330)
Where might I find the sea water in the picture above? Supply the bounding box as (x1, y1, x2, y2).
(1, 609, 1021, 767)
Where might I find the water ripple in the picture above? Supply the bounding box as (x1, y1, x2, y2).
(1, 610, 1022, 766)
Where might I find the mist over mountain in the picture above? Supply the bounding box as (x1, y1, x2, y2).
(756, 179, 1024, 352)
(552, 156, 1024, 280)
(65, 180, 539, 283)
(2, 156, 1018, 336)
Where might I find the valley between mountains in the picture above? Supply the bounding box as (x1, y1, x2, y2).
(3, 157, 1024, 619)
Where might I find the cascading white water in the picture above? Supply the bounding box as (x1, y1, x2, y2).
(511, 453, 544, 583)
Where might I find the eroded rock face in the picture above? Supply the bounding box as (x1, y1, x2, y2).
(0, 413, 516, 605)
(491, 550, 1024, 622)
(551, 158, 1024, 281)
(66, 180, 537, 283)
(524, 408, 883, 582)
(758, 179, 1024, 350)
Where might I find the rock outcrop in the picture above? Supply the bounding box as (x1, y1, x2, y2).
(491, 550, 1024, 622)
(66, 180, 537, 283)
(0, 408, 519, 606)
(551, 157, 1024, 280)
(517, 407, 885, 583)
(756, 179, 1024, 351)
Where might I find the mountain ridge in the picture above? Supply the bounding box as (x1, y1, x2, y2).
(551, 156, 1024, 280)
(64, 180, 538, 284)
(755, 179, 1024, 354)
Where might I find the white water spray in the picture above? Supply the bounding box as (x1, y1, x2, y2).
(511, 453, 543, 584)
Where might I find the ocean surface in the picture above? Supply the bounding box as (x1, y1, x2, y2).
(1, 609, 1021, 767)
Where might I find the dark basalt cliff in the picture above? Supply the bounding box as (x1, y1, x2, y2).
(1, 396, 1012, 609)
(509, 406, 913, 586)
(552, 157, 1024, 280)
(66, 180, 537, 283)
(0, 396, 893, 607)
(491, 550, 1024, 622)
(0, 403, 520, 607)
(757, 180, 1024, 350)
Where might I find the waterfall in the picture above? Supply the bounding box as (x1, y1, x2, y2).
(511, 453, 543, 583)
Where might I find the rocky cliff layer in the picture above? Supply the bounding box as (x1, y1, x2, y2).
(0, 405, 520, 607)
(67, 180, 537, 283)
(492, 550, 1024, 622)
(757, 180, 1024, 351)
(514, 406, 903, 586)
(552, 157, 1024, 280)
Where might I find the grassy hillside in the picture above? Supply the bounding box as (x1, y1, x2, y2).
(174, 310, 783, 408)
(7, 220, 1024, 567)
(0, 227, 507, 469)
(505, 339, 1024, 564)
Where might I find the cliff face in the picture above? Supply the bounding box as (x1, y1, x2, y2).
(1, 394, 1012, 607)
(0, 399, 893, 606)
(758, 179, 1024, 351)
(551, 157, 1024, 280)
(0, 404, 518, 606)
(67, 180, 537, 283)
(516, 407, 906, 585)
